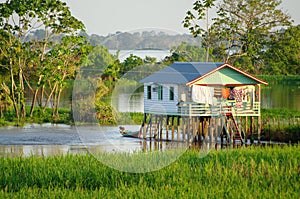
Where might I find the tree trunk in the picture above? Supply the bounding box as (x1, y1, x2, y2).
(43, 82, 57, 112)
(30, 88, 39, 117)
(55, 86, 63, 118)
(9, 59, 19, 120)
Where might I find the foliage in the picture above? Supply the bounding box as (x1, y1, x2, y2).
(261, 25, 300, 75)
(116, 112, 144, 125)
(0, 107, 72, 126)
(164, 42, 211, 64)
(183, 0, 292, 74)
(182, 0, 216, 61)
(262, 108, 300, 118)
(0, 0, 87, 123)
(0, 146, 299, 198)
(261, 108, 300, 142)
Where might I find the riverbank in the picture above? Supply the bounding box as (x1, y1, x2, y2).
(0, 145, 298, 198)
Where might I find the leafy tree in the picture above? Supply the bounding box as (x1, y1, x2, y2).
(183, 0, 216, 61)
(262, 25, 300, 75)
(0, 0, 85, 122)
(81, 46, 117, 78)
(43, 36, 90, 118)
(120, 54, 144, 76)
(163, 42, 209, 64)
(184, 0, 292, 73)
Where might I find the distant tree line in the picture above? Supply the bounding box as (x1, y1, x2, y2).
(25, 29, 202, 50)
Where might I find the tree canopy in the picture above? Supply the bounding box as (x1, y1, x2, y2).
(0, 0, 87, 122)
(183, 0, 293, 74)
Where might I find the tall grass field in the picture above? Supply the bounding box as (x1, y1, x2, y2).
(0, 145, 299, 198)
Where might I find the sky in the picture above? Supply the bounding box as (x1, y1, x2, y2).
(61, 0, 300, 36)
(0, 0, 298, 36)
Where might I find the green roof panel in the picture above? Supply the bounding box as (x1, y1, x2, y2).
(193, 67, 260, 85)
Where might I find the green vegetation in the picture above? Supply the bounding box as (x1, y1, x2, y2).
(0, 0, 88, 124)
(0, 107, 72, 127)
(261, 108, 300, 118)
(183, 0, 299, 75)
(0, 145, 299, 198)
(261, 108, 300, 143)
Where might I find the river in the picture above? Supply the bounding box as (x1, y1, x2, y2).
(0, 124, 187, 157)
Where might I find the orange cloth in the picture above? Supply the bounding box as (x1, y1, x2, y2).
(222, 88, 230, 99)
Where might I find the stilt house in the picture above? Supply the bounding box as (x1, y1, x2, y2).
(139, 62, 268, 144)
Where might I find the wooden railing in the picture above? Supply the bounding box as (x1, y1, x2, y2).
(178, 102, 260, 117)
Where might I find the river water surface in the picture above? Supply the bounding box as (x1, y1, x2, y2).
(0, 124, 159, 157)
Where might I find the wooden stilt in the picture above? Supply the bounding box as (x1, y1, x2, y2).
(195, 117, 199, 143)
(159, 116, 163, 141)
(204, 118, 209, 142)
(149, 114, 153, 140)
(250, 116, 254, 144)
(258, 116, 261, 143)
(182, 117, 186, 141)
(198, 117, 202, 144)
(187, 117, 191, 143)
(177, 116, 180, 142)
(171, 116, 175, 141)
(166, 116, 169, 140)
(142, 113, 147, 139)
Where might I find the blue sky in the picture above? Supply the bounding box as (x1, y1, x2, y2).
(62, 0, 300, 36)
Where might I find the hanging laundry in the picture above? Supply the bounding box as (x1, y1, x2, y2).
(221, 88, 230, 99)
(192, 85, 214, 105)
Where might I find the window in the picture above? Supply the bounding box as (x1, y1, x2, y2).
(158, 85, 163, 100)
(147, 86, 151, 100)
(169, 87, 174, 101)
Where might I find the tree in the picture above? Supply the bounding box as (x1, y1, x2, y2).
(262, 25, 300, 75)
(43, 36, 90, 118)
(184, 0, 292, 73)
(183, 0, 216, 62)
(0, 0, 85, 122)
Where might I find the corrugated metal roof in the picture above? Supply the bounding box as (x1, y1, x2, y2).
(140, 62, 224, 84)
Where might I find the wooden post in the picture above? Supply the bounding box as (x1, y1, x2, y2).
(187, 117, 191, 143)
(182, 117, 186, 141)
(149, 114, 153, 140)
(257, 84, 261, 144)
(159, 116, 163, 141)
(171, 116, 175, 141)
(166, 116, 169, 140)
(177, 116, 181, 141)
(143, 113, 147, 139)
(245, 116, 248, 138)
(216, 117, 221, 143)
(258, 116, 261, 143)
(204, 118, 209, 142)
(198, 117, 202, 144)
(154, 115, 158, 139)
(209, 118, 214, 143)
(250, 116, 254, 144)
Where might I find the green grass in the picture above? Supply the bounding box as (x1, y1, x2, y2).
(0, 145, 299, 198)
(261, 108, 300, 118)
(261, 108, 300, 142)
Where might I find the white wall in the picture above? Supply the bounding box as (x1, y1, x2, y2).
(144, 83, 181, 114)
